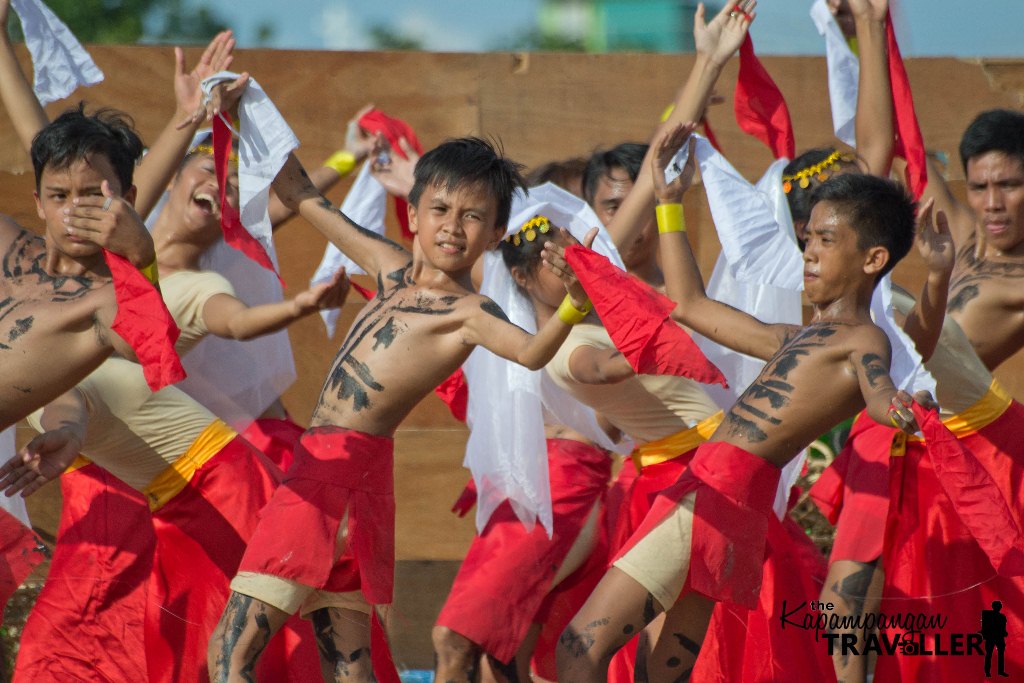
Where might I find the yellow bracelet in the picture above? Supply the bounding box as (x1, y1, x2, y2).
(656, 203, 686, 233)
(557, 295, 592, 325)
(323, 150, 357, 176)
(139, 258, 159, 286)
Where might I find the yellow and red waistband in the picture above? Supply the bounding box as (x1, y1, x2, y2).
(630, 411, 723, 470)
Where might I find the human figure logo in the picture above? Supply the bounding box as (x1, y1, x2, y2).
(982, 600, 1010, 678)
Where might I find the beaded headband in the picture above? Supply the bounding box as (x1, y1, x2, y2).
(187, 143, 239, 165)
(506, 215, 552, 247)
(781, 150, 855, 194)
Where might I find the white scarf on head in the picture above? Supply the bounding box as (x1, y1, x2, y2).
(464, 182, 630, 536)
(9, 0, 103, 105)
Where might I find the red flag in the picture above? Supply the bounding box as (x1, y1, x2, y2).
(735, 36, 796, 160)
(701, 116, 723, 154)
(886, 15, 928, 200)
(911, 402, 1024, 576)
(358, 109, 424, 241)
(348, 280, 469, 420)
(105, 251, 185, 390)
(450, 477, 478, 517)
(564, 245, 727, 386)
(212, 116, 280, 278)
(0, 507, 47, 610)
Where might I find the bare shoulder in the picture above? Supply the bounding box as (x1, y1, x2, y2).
(847, 319, 893, 359)
(468, 294, 512, 324)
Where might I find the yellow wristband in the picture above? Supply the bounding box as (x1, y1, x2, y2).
(557, 295, 592, 325)
(656, 203, 686, 234)
(139, 258, 159, 286)
(324, 150, 357, 176)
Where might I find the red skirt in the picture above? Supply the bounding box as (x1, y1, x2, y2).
(238, 426, 396, 604)
(437, 438, 611, 665)
(241, 416, 304, 473)
(14, 464, 153, 682)
(875, 401, 1024, 682)
(809, 411, 891, 563)
(614, 440, 781, 609)
(0, 506, 45, 621)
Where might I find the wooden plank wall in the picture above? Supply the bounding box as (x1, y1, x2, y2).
(2, 47, 1023, 562)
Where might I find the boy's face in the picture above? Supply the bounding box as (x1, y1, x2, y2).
(408, 181, 502, 274)
(966, 151, 1024, 255)
(34, 153, 132, 260)
(168, 153, 238, 241)
(802, 201, 886, 302)
(512, 233, 572, 310)
(590, 166, 658, 271)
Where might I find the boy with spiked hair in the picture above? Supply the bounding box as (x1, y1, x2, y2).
(556, 125, 932, 681)
(209, 137, 594, 682)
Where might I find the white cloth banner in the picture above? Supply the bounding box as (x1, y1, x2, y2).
(10, 0, 103, 105)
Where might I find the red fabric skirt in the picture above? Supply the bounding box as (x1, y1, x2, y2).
(145, 436, 300, 683)
(241, 416, 304, 473)
(14, 464, 153, 682)
(875, 401, 1024, 682)
(0, 506, 45, 621)
(809, 411, 891, 563)
(694, 514, 836, 683)
(238, 426, 396, 604)
(437, 438, 611, 666)
(614, 440, 781, 609)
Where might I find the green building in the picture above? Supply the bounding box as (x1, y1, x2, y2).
(538, 0, 703, 52)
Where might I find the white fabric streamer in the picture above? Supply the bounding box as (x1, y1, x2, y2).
(10, 0, 103, 105)
(311, 162, 387, 336)
(464, 183, 628, 536)
(200, 72, 299, 267)
(0, 426, 31, 527)
(811, 0, 859, 148)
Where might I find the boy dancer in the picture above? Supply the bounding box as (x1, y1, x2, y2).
(0, 106, 158, 429)
(209, 138, 593, 682)
(556, 126, 929, 682)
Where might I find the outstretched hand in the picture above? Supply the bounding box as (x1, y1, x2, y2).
(295, 267, 350, 314)
(63, 180, 155, 267)
(343, 103, 377, 162)
(915, 198, 955, 278)
(541, 227, 599, 309)
(174, 30, 237, 130)
(694, 0, 756, 66)
(652, 121, 699, 204)
(0, 428, 83, 498)
(844, 0, 888, 24)
(370, 133, 419, 199)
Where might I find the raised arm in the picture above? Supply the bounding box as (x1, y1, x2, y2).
(0, 0, 49, 154)
(201, 266, 350, 341)
(605, 0, 755, 253)
(267, 103, 378, 226)
(850, 0, 894, 176)
(0, 388, 89, 498)
(272, 152, 411, 280)
(653, 123, 789, 360)
(133, 32, 241, 219)
(900, 199, 954, 360)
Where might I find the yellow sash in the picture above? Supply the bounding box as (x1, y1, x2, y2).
(891, 379, 1011, 456)
(65, 455, 92, 474)
(631, 411, 723, 470)
(143, 420, 237, 512)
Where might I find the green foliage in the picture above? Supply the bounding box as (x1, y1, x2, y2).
(4, 0, 228, 45)
(368, 24, 422, 51)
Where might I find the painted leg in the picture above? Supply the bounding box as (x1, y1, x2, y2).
(208, 591, 291, 682)
(433, 625, 480, 683)
(819, 558, 883, 683)
(644, 591, 715, 683)
(556, 567, 662, 683)
(310, 607, 375, 682)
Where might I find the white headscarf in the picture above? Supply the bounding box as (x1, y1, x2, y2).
(464, 182, 630, 536)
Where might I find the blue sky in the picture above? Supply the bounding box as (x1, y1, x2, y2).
(204, 0, 1023, 57)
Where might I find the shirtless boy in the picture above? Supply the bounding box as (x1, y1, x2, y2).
(555, 127, 929, 682)
(208, 137, 593, 682)
(0, 105, 155, 429)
